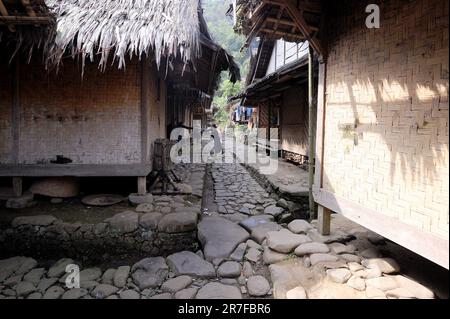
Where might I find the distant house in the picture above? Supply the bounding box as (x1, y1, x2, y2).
(236, 37, 311, 164)
(236, 0, 449, 268)
(0, 0, 239, 195)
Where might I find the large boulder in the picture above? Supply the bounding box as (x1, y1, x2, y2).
(5, 192, 34, 209)
(158, 212, 198, 233)
(197, 217, 249, 262)
(166, 251, 215, 278)
(105, 211, 139, 234)
(30, 177, 79, 198)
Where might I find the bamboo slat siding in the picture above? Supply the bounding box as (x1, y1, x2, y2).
(322, 0, 449, 239)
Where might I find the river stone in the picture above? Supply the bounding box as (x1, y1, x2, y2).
(113, 266, 130, 288)
(288, 220, 313, 234)
(131, 257, 169, 289)
(340, 254, 361, 263)
(128, 193, 153, 206)
(62, 288, 88, 299)
(158, 212, 198, 233)
(348, 262, 365, 272)
(309, 253, 339, 266)
(43, 286, 65, 299)
(12, 215, 57, 228)
(139, 212, 162, 230)
(367, 233, 386, 245)
(267, 229, 312, 253)
(80, 268, 102, 282)
(5, 192, 34, 209)
(385, 288, 416, 299)
(37, 277, 58, 292)
(239, 215, 274, 232)
(394, 275, 434, 299)
(136, 203, 155, 213)
(16, 257, 38, 275)
(4, 274, 22, 287)
(366, 277, 398, 291)
(230, 243, 247, 261)
(263, 247, 287, 265)
(91, 284, 119, 299)
(360, 247, 380, 259)
(48, 258, 75, 278)
(245, 248, 262, 263)
(24, 268, 45, 285)
(27, 292, 42, 299)
(119, 290, 140, 299)
(196, 282, 242, 299)
(326, 268, 352, 284)
(0, 257, 28, 282)
(150, 293, 172, 299)
(264, 205, 284, 217)
(80, 280, 99, 290)
(175, 287, 198, 299)
(329, 243, 357, 255)
(30, 177, 79, 198)
(365, 287, 386, 298)
(251, 222, 282, 244)
(198, 217, 249, 261)
(15, 281, 36, 296)
(166, 251, 215, 278)
(294, 242, 330, 256)
(161, 276, 192, 293)
(347, 275, 366, 291)
(218, 262, 242, 278)
(361, 258, 400, 274)
(247, 275, 270, 297)
(286, 286, 307, 299)
(101, 268, 116, 285)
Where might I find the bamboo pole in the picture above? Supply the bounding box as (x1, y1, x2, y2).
(308, 46, 316, 220)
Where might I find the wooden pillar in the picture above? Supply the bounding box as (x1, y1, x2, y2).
(12, 177, 23, 197)
(137, 177, 147, 195)
(12, 58, 20, 163)
(308, 47, 316, 218)
(318, 205, 331, 235)
(141, 58, 150, 164)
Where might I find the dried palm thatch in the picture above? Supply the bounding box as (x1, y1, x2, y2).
(0, 0, 206, 72)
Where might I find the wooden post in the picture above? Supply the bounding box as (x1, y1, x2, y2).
(12, 58, 20, 163)
(141, 58, 150, 163)
(308, 47, 316, 219)
(137, 177, 147, 195)
(318, 205, 331, 235)
(12, 177, 22, 197)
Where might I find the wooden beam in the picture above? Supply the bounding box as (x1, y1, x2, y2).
(314, 188, 450, 269)
(0, 16, 51, 24)
(285, 0, 325, 58)
(266, 17, 319, 31)
(260, 28, 305, 40)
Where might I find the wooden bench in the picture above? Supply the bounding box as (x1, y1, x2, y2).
(0, 164, 153, 196)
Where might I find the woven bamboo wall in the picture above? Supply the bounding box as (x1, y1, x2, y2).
(322, 0, 449, 239)
(4, 57, 143, 165)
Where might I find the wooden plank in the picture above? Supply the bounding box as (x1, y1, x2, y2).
(266, 17, 319, 31)
(0, 164, 153, 177)
(314, 62, 326, 189)
(141, 58, 150, 163)
(12, 177, 22, 197)
(313, 188, 450, 269)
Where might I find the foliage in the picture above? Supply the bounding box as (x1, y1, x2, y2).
(202, 0, 250, 128)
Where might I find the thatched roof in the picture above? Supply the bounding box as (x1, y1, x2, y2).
(0, 0, 239, 82)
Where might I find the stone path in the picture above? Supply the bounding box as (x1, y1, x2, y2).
(0, 162, 440, 299)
